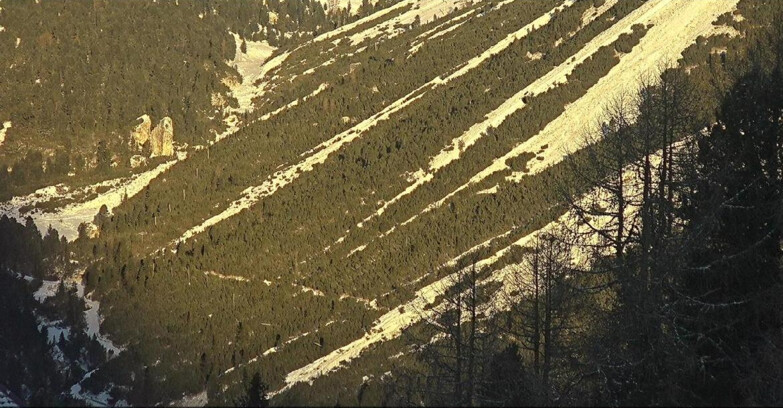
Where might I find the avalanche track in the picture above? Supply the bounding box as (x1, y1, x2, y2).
(271, 0, 739, 395)
(174, 0, 576, 245)
(393, 0, 739, 236)
(345, 0, 621, 242)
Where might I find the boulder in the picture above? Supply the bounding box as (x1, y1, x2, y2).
(84, 223, 99, 239)
(150, 117, 175, 157)
(130, 155, 147, 168)
(130, 114, 152, 150)
(211, 92, 227, 108)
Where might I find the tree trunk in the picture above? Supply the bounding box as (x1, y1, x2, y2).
(467, 266, 477, 406)
(543, 244, 553, 404)
(533, 248, 541, 378)
(455, 273, 463, 406)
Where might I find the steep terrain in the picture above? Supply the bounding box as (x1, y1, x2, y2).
(1, 0, 778, 406)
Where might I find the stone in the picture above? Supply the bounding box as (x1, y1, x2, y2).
(150, 117, 175, 157)
(130, 114, 151, 150)
(85, 223, 99, 239)
(130, 155, 147, 168)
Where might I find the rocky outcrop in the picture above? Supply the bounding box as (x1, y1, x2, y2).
(130, 114, 151, 150)
(129, 115, 175, 158)
(129, 155, 147, 168)
(211, 92, 228, 108)
(150, 117, 175, 157)
(0, 121, 11, 148)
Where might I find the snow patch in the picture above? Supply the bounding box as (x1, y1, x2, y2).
(299, 285, 325, 297)
(0, 121, 10, 148)
(476, 184, 498, 195)
(347, 244, 368, 257)
(408, 7, 480, 56)
(79, 283, 124, 356)
(339, 294, 379, 310)
(33, 279, 60, 302)
(39, 319, 71, 344)
(170, 390, 208, 407)
(580, 0, 620, 28)
(347, 0, 472, 46)
(203, 270, 250, 282)
(0, 386, 20, 408)
(70, 370, 113, 407)
(228, 33, 278, 113)
(313, 0, 416, 44)
(0, 155, 182, 241)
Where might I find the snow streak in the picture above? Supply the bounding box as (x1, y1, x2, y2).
(175, 0, 576, 245)
(272, 0, 740, 394)
(396, 0, 739, 233)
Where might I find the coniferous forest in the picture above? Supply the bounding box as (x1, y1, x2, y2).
(1, 0, 782, 406)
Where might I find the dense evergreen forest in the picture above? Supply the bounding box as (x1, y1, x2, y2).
(0, 0, 389, 200)
(378, 28, 783, 407)
(0, 215, 108, 406)
(1, 0, 782, 406)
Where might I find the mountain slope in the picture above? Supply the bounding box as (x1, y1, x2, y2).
(1, 0, 774, 405)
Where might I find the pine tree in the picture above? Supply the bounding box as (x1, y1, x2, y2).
(236, 371, 269, 407)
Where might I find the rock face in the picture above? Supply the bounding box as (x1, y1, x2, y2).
(130, 115, 151, 150)
(150, 117, 175, 157)
(129, 115, 175, 158)
(0, 121, 11, 148)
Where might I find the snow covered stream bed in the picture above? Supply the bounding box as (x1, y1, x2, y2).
(0, 153, 182, 241)
(16, 272, 125, 406)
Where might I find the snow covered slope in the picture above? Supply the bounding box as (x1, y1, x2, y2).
(267, 0, 740, 393)
(175, 0, 575, 245)
(0, 154, 182, 240)
(393, 0, 739, 235)
(5, 0, 753, 404)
